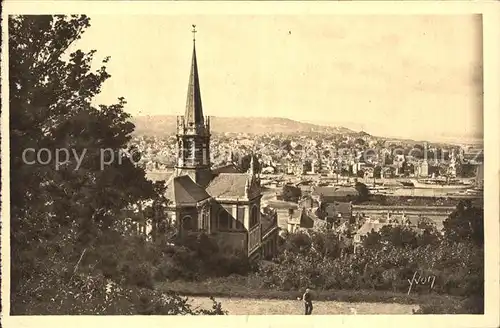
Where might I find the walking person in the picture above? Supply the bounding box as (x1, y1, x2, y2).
(297, 288, 313, 315)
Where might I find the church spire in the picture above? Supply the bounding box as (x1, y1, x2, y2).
(185, 24, 204, 126)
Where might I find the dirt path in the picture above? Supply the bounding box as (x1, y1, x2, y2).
(189, 296, 419, 315)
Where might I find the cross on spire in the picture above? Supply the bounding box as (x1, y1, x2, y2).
(192, 24, 197, 42)
(184, 24, 204, 126)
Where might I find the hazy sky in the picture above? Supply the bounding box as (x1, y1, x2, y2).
(73, 15, 483, 141)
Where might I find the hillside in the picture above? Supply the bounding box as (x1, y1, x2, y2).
(131, 115, 356, 136)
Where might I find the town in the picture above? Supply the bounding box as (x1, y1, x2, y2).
(129, 128, 484, 255)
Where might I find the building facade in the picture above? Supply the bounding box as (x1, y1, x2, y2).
(147, 30, 278, 260)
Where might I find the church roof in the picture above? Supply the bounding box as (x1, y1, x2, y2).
(174, 168, 213, 188)
(166, 175, 211, 206)
(206, 173, 249, 199)
(184, 41, 204, 126)
(212, 163, 243, 175)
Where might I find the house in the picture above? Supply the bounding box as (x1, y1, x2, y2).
(324, 201, 353, 223)
(287, 207, 326, 233)
(265, 200, 298, 229)
(287, 209, 303, 234)
(311, 186, 358, 203)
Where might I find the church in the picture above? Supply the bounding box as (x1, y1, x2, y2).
(146, 28, 279, 261)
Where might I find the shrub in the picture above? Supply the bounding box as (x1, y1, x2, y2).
(256, 230, 483, 297)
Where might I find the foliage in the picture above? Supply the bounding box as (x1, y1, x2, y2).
(238, 153, 261, 173)
(378, 225, 419, 248)
(257, 225, 483, 303)
(442, 200, 484, 246)
(9, 15, 224, 315)
(354, 182, 370, 202)
(154, 232, 256, 282)
(13, 250, 226, 315)
(414, 295, 483, 314)
(282, 184, 302, 202)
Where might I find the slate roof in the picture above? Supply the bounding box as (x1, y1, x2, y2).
(166, 175, 211, 206)
(265, 200, 299, 210)
(298, 210, 315, 229)
(206, 173, 249, 198)
(184, 42, 204, 126)
(325, 202, 353, 218)
(212, 163, 243, 175)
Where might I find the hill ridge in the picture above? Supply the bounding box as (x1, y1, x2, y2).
(131, 115, 356, 136)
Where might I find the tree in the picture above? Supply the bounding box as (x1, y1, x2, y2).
(143, 181, 172, 241)
(378, 225, 418, 249)
(417, 217, 437, 231)
(362, 230, 382, 249)
(9, 15, 223, 315)
(310, 230, 342, 259)
(412, 144, 425, 159)
(282, 184, 302, 202)
(283, 232, 312, 255)
(354, 181, 370, 202)
(239, 153, 261, 173)
(442, 200, 484, 246)
(354, 138, 365, 147)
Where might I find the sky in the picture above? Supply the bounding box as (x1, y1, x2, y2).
(72, 14, 483, 141)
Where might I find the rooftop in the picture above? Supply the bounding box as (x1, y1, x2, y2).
(312, 186, 358, 198)
(166, 175, 211, 206)
(206, 173, 249, 199)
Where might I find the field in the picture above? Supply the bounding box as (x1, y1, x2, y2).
(188, 296, 417, 315)
(159, 278, 463, 315)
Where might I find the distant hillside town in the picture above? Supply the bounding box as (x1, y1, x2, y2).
(130, 118, 484, 254)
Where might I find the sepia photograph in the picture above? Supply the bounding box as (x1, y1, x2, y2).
(1, 1, 499, 326)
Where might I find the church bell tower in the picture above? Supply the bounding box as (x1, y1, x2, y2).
(175, 25, 212, 186)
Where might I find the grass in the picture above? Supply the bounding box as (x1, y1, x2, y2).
(188, 296, 418, 315)
(156, 275, 463, 307)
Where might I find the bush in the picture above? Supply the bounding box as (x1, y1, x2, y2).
(148, 232, 255, 283)
(414, 296, 483, 314)
(257, 230, 483, 298)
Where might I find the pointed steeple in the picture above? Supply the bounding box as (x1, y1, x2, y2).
(185, 25, 204, 126)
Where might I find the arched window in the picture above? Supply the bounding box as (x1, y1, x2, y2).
(200, 207, 209, 231)
(250, 205, 259, 228)
(218, 208, 230, 231)
(182, 215, 194, 231)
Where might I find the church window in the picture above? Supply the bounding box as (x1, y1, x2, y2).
(237, 207, 245, 229)
(250, 205, 259, 228)
(200, 208, 209, 231)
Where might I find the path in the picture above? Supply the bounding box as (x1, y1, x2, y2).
(189, 296, 419, 315)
